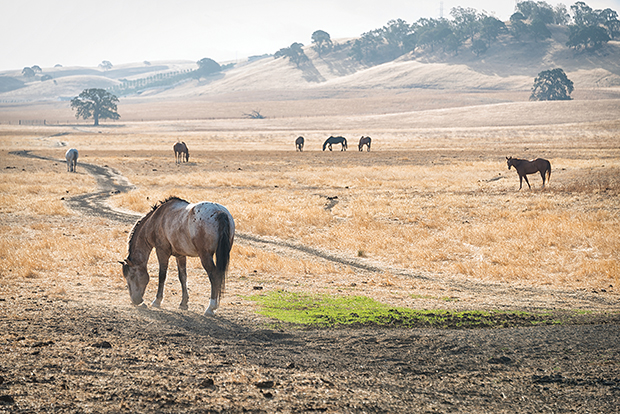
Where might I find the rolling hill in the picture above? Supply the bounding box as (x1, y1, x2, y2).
(0, 24, 619, 125)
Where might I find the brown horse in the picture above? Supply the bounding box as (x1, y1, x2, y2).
(120, 197, 235, 316)
(173, 142, 189, 163)
(506, 157, 551, 190)
(358, 136, 371, 151)
(295, 136, 305, 151)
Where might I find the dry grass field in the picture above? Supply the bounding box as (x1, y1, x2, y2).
(1, 96, 619, 412)
(1, 102, 620, 306)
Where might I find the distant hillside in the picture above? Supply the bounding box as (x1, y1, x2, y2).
(1, 26, 619, 103)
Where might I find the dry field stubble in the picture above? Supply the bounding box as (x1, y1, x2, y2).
(1, 117, 618, 314)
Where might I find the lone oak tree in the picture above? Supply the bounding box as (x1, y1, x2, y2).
(71, 88, 120, 126)
(530, 68, 574, 101)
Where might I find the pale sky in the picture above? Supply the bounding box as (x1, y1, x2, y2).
(2, 0, 619, 71)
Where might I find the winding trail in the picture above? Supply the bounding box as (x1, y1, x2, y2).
(12, 150, 620, 311)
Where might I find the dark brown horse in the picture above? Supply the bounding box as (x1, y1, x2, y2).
(358, 136, 371, 151)
(323, 136, 347, 151)
(120, 197, 235, 316)
(173, 142, 189, 163)
(506, 157, 551, 190)
(295, 136, 305, 151)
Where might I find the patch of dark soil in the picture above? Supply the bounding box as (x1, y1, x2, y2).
(1, 297, 619, 413)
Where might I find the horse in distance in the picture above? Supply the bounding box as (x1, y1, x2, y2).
(65, 148, 78, 172)
(173, 142, 189, 163)
(506, 157, 551, 190)
(358, 136, 371, 151)
(295, 136, 305, 151)
(323, 136, 348, 151)
(120, 197, 235, 316)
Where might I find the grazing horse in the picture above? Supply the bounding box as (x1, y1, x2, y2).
(506, 157, 551, 190)
(295, 136, 305, 152)
(120, 196, 235, 316)
(65, 148, 78, 172)
(323, 136, 348, 151)
(358, 136, 372, 152)
(173, 142, 189, 163)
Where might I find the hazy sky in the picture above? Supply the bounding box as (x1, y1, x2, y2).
(2, 0, 619, 71)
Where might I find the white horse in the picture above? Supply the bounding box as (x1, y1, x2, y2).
(65, 148, 78, 172)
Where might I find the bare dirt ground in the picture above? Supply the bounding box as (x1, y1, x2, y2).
(1, 147, 619, 413)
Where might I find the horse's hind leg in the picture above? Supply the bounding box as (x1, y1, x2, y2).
(199, 254, 221, 316)
(176, 256, 189, 310)
(523, 175, 531, 189)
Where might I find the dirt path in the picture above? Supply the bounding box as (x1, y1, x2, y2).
(3, 151, 619, 413)
(11, 150, 618, 313)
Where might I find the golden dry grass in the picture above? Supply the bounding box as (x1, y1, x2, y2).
(0, 99, 619, 312)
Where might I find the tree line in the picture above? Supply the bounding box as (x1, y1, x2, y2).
(274, 1, 618, 67)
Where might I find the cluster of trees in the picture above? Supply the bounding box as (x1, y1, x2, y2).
(566, 2, 619, 50)
(21, 65, 42, 78)
(273, 1, 617, 68)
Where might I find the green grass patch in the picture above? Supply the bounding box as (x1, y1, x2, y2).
(247, 290, 557, 329)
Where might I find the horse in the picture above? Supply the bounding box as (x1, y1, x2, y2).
(120, 196, 235, 316)
(506, 157, 551, 190)
(358, 136, 371, 152)
(173, 142, 189, 163)
(65, 148, 78, 172)
(323, 136, 348, 151)
(295, 136, 305, 152)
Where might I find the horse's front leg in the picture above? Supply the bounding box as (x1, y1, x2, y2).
(176, 256, 189, 310)
(152, 250, 170, 308)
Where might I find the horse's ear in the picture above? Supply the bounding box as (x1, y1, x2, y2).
(119, 259, 133, 266)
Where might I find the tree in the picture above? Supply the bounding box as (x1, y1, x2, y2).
(571, 1, 598, 26)
(530, 68, 574, 101)
(480, 15, 506, 45)
(70, 88, 120, 126)
(599, 8, 620, 39)
(99, 60, 113, 70)
(194, 57, 221, 78)
(510, 12, 529, 40)
(529, 18, 552, 42)
(275, 43, 309, 68)
(517, 1, 555, 24)
(567, 24, 611, 49)
(451, 6, 481, 42)
(311, 30, 333, 57)
(22, 67, 35, 78)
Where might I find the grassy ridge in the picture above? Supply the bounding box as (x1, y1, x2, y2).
(248, 290, 562, 329)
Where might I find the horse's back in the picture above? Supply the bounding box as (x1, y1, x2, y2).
(65, 148, 78, 159)
(188, 202, 235, 250)
(155, 200, 233, 256)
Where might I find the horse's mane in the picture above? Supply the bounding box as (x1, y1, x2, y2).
(127, 196, 189, 259)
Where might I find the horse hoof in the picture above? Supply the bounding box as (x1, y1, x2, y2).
(179, 304, 188, 310)
(204, 308, 216, 317)
(151, 301, 161, 308)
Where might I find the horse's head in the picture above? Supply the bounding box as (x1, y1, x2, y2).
(120, 259, 149, 307)
(506, 157, 513, 170)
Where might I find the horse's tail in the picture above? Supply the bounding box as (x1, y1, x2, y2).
(546, 162, 551, 183)
(343, 138, 348, 149)
(215, 211, 232, 292)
